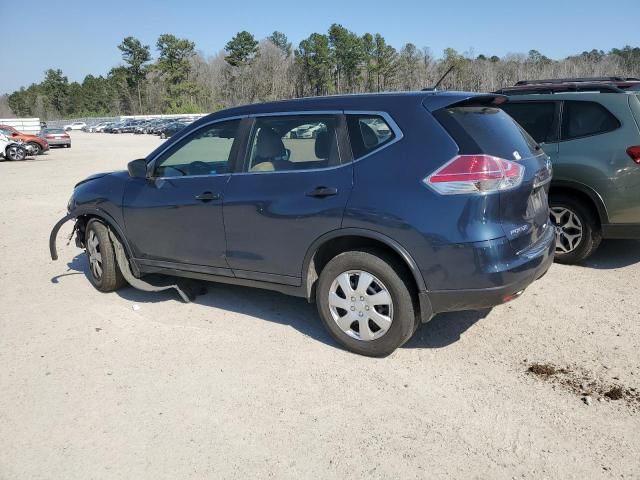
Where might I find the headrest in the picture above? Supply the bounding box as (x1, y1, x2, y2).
(256, 128, 285, 158)
(314, 130, 330, 159)
(360, 123, 379, 149)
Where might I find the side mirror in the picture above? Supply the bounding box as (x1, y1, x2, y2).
(127, 158, 148, 178)
(11, 132, 19, 137)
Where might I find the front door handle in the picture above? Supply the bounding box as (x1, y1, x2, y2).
(306, 186, 338, 198)
(195, 191, 220, 201)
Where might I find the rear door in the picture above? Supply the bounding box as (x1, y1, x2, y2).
(435, 104, 552, 252)
(222, 113, 353, 283)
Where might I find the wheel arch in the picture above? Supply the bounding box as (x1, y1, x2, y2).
(73, 207, 139, 275)
(302, 228, 427, 302)
(549, 180, 608, 225)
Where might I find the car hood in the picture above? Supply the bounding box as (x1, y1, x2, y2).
(74, 170, 125, 187)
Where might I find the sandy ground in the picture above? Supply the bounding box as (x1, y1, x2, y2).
(1, 132, 639, 479)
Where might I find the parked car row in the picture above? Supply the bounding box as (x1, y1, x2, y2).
(0, 123, 74, 160)
(82, 117, 198, 139)
(0, 124, 50, 155)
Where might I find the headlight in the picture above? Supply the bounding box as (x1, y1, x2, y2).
(67, 195, 75, 212)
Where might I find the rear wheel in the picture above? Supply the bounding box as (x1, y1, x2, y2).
(549, 194, 601, 264)
(85, 219, 127, 292)
(316, 249, 417, 357)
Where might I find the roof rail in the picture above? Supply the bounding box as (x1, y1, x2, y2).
(495, 83, 626, 95)
(514, 77, 632, 86)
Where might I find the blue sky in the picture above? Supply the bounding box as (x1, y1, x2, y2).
(3, 0, 638, 94)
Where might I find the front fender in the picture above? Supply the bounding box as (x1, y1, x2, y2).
(49, 207, 136, 271)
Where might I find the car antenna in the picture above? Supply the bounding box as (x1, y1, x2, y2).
(422, 65, 455, 91)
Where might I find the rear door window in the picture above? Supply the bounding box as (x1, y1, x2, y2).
(346, 115, 396, 159)
(246, 115, 341, 172)
(501, 102, 557, 144)
(434, 106, 540, 161)
(561, 101, 620, 140)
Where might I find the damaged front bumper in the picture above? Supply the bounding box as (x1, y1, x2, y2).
(49, 213, 78, 261)
(49, 213, 194, 303)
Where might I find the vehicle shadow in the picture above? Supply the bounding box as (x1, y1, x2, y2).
(52, 254, 488, 352)
(405, 309, 491, 349)
(580, 239, 640, 269)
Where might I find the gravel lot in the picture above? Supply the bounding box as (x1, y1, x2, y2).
(1, 132, 639, 479)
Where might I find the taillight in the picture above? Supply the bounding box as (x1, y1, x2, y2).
(627, 146, 640, 164)
(45, 135, 54, 139)
(425, 154, 525, 195)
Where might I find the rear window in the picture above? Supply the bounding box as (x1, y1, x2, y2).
(46, 128, 65, 134)
(501, 102, 557, 144)
(561, 101, 620, 140)
(434, 106, 540, 160)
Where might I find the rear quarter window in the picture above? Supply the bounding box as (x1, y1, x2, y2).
(434, 106, 541, 161)
(346, 115, 396, 159)
(561, 101, 620, 141)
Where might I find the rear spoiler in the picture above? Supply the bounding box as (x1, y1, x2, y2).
(422, 94, 508, 112)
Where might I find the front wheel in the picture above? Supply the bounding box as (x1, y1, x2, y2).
(549, 194, 601, 264)
(5, 145, 26, 161)
(85, 219, 127, 292)
(316, 249, 417, 357)
(28, 142, 42, 155)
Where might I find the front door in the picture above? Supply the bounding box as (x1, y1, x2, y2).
(122, 119, 241, 272)
(223, 114, 353, 283)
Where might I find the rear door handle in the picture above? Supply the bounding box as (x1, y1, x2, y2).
(306, 186, 338, 198)
(195, 191, 220, 201)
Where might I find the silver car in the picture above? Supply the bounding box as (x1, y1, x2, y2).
(39, 128, 71, 148)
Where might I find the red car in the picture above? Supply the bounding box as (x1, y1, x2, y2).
(0, 125, 49, 155)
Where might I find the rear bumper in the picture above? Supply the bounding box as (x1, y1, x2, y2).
(47, 138, 70, 146)
(419, 223, 554, 321)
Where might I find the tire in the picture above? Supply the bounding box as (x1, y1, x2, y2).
(28, 142, 42, 155)
(315, 249, 418, 357)
(549, 193, 602, 264)
(5, 145, 26, 161)
(85, 219, 127, 292)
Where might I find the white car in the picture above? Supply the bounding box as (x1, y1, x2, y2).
(289, 123, 325, 139)
(63, 121, 87, 131)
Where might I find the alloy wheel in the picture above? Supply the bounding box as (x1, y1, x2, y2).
(550, 206, 583, 254)
(328, 270, 393, 341)
(87, 230, 103, 281)
(7, 145, 25, 161)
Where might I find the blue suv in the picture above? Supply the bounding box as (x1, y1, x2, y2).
(50, 92, 554, 356)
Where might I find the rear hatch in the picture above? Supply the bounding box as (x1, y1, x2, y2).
(433, 97, 552, 252)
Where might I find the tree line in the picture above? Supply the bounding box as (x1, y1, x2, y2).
(4, 25, 640, 120)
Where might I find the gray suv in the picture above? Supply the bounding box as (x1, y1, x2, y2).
(497, 78, 640, 263)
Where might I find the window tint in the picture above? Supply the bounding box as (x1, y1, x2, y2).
(434, 106, 540, 160)
(561, 101, 620, 140)
(154, 120, 239, 177)
(346, 115, 395, 159)
(501, 102, 556, 143)
(247, 115, 340, 172)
